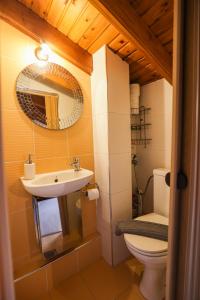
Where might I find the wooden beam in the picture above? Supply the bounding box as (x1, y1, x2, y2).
(89, 0, 172, 82)
(0, 0, 92, 74)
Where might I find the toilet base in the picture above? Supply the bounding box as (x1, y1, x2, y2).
(139, 265, 166, 300)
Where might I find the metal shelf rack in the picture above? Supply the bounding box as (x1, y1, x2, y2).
(131, 106, 152, 148)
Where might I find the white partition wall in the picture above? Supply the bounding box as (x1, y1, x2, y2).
(91, 46, 132, 265)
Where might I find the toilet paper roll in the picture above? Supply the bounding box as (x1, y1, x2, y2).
(130, 95, 139, 114)
(130, 83, 140, 96)
(87, 188, 99, 200)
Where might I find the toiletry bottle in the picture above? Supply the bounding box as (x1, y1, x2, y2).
(24, 154, 35, 180)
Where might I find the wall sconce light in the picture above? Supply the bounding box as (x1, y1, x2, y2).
(35, 43, 51, 61)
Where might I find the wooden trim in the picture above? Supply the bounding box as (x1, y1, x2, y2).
(0, 85, 15, 299)
(167, 0, 200, 298)
(89, 0, 172, 83)
(166, 0, 184, 297)
(0, 0, 92, 75)
(176, 0, 200, 298)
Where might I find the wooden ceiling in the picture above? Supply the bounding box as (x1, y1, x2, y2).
(8, 0, 173, 85)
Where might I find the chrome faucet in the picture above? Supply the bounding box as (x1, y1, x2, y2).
(71, 157, 81, 171)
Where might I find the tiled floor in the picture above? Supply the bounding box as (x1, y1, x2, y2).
(37, 258, 144, 300)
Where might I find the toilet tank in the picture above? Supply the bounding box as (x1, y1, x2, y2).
(153, 168, 170, 217)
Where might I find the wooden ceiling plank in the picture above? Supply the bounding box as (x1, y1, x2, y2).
(87, 23, 118, 53)
(158, 28, 173, 45)
(133, 67, 154, 80)
(128, 0, 158, 16)
(78, 14, 109, 49)
(89, 0, 172, 82)
(109, 33, 129, 52)
(68, 3, 99, 43)
(57, 0, 87, 35)
(130, 65, 155, 79)
(17, 0, 33, 7)
(29, 0, 52, 18)
(130, 59, 152, 75)
(0, 0, 92, 74)
(131, 73, 162, 85)
(142, 0, 173, 27)
(164, 40, 173, 54)
(126, 49, 145, 64)
(131, 68, 161, 85)
(150, 10, 173, 36)
(46, 0, 70, 27)
(117, 42, 137, 59)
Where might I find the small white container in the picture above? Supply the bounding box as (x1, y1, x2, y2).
(24, 154, 35, 180)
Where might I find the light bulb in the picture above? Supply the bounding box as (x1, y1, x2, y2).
(35, 43, 51, 61)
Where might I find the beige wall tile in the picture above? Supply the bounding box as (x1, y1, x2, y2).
(81, 194, 97, 238)
(81, 92, 92, 117)
(108, 113, 131, 155)
(96, 191, 111, 224)
(93, 114, 109, 155)
(0, 20, 95, 279)
(106, 47, 130, 114)
(91, 46, 108, 115)
(97, 219, 112, 265)
(36, 156, 70, 173)
(2, 110, 34, 162)
(34, 125, 69, 159)
(4, 162, 32, 213)
(111, 190, 132, 223)
(138, 79, 173, 213)
(109, 153, 132, 194)
(0, 58, 24, 111)
(78, 236, 101, 271)
(112, 233, 130, 266)
(1, 21, 29, 61)
(94, 154, 109, 193)
(50, 274, 94, 300)
(46, 250, 78, 289)
(15, 269, 48, 300)
(68, 117, 93, 156)
(70, 154, 94, 171)
(91, 46, 132, 265)
(10, 208, 39, 265)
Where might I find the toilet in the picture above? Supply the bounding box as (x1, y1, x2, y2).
(124, 168, 170, 300)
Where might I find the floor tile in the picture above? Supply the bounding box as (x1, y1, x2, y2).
(124, 258, 144, 279)
(37, 294, 51, 300)
(116, 284, 145, 300)
(34, 258, 143, 300)
(80, 259, 136, 300)
(50, 274, 94, 300)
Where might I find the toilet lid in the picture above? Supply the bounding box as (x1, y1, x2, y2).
(124, 213, 168, 256)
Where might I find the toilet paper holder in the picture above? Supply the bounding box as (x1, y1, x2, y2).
(81, 182, 99, 196)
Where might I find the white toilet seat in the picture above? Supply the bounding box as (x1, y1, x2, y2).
(124, 213, 168, 257)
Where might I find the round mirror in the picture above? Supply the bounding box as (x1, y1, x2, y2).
(16, 62, 83, 130)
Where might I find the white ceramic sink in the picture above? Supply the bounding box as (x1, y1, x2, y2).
(21, 168, 94, 197)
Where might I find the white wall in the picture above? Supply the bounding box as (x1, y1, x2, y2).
(134, 79, 173, 213)
(92, 46, 132, 265)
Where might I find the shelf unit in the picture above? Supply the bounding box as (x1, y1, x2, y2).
(131, 106, 152, 148)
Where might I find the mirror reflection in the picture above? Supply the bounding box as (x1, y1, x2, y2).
(14, 192, 83, 279)
(16, 63, 83, 130)
(33, 194, 82, 260)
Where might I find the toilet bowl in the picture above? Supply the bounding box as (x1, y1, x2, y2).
(124, 212, 168, 300)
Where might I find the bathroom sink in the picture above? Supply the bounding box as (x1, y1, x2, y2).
(21, 169, 94, 197)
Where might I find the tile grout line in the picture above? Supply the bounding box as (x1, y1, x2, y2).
(79, 272, 97, 300)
